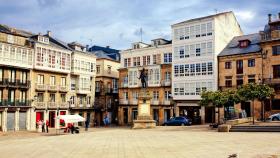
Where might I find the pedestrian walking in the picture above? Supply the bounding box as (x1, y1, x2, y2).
(42, 120, 45, 133)
(46, 120, 49, 133)
(103, 116, 107, 127)
(70, 124, 74, 134)
(85, 120, 89, 131)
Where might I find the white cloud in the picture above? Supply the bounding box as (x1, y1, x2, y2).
(235, 10, 256, 21)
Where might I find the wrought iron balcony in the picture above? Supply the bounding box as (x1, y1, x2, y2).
(119, 99, 128, 105)
(161, 80, 171, 86)
(16, 80, 30, 88)
(35, 102, 46, 108)
(59, 85, 68, 92)
(48, 102, 57, 108)
(48, 85, 58, 92)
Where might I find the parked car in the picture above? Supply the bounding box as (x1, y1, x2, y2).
(163, 116, 192, 126)
(268, 113, 280, 121)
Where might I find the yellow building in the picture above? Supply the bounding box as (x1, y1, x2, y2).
(0, 24, 34, 131)
(30, 31, 72, 129)
(119, 38, 173, 126)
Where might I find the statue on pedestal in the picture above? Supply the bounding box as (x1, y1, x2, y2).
(138, 68, 147, 88)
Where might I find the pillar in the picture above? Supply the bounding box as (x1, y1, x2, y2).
(15, 108, 20, 131)
(159, 107, 164, 125)
(175, 106, 179, 117)
(128, 107, 132, 125)
(2, 108, 7, 132)
(200, 106, 205, 124)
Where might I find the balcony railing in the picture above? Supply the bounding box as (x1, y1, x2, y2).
(16, 80, 30, 88)
(5, 78, 16, 87)
(35, 102, 46, 108)
(60, 102, 69, 108)
(162, 100, 171, 105)
(48, 85, 58, 91)
(47, 102, 57, 108)
(120, 99, 128, 105)
(76, 87, 91, 94)
(59, 85, 68, 92)
(0, 100, 31, 106)
(36, 83, 47, 91)
(130, 99, 138, 105)
(161, 80, 171, 86)
(151, 100, 159, 105)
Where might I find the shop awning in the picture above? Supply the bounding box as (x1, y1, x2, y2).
(56, 114, 85, 123)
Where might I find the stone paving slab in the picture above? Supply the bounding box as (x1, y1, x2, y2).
(0, 126, 279, 158)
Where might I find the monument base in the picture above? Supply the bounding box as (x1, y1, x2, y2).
(133, 119, 156, 129)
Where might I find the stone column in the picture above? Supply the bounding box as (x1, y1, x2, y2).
(2, 108, 7, 132)
(118, 107, 123, 125)
(200, 106, 205, 124)
(175, 106, 179, 117)
(158, 107, 164, 125)
(128, 107, 132, 125)
(15, 108, 20, 131)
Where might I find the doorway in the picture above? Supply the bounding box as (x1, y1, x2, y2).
(49, 111, 55, 128)
(241, 101, 251, 117)
(164, 109, 170, 122)
(153, 109, 159, 125)
(205, 107, 215, 123)
(123, 108, 128, 124)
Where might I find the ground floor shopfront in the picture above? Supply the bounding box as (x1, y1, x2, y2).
(0, 107, 31, 132)
(70, 108, 94, 127)
(34, 108, 68, 129)
(118, 105, 174, 126)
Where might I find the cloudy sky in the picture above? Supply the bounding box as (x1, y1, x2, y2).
(0, 0, 279, 49)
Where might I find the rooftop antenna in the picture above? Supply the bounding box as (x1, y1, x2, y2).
(214, 9, 218, 14)
(140, 28, 143, 42)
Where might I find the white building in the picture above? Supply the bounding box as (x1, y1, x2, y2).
(171, 11, 243, 124)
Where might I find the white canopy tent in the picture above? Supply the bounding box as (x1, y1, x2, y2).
(56, 114, 85, 123)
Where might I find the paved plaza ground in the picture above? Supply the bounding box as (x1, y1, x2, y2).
(0, 125, 279, 158)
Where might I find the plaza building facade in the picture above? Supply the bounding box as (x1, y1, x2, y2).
(259, 13, 280, 119)
(0, 24, 34, 132)
(29, 31, 72, 130)
(118, 38, 173, 126)
(218, 33, 263, 121)
(171, 11, 243, 124)
(89, 46, 120, 126)
(68, 42, 96, 127)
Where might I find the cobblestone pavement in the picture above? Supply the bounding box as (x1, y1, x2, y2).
(0, 126, 279, 158)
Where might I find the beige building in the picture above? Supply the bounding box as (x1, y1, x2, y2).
(171, 11, 243, 124)
(68, 42, 96, 127)
(0, 24, 34, 132)
(119, 38, 173, 126)
(89, 47, 120, 126)
(30, 31, 72, 130)
(218, 33, 263, 121)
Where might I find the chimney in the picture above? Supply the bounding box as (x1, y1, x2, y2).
(47, 31, 52, 37)
(106, 46, 110, 48)
(268, 14, 272, 23)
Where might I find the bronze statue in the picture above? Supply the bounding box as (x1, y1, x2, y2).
(138, 68, 147, 88)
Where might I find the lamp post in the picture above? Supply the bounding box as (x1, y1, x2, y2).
(260, 50, 268, 121)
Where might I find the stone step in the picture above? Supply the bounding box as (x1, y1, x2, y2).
(230, 126, 280, 132)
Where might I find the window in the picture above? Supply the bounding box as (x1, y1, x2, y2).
(8, 90, 15, 103)
(37, 93, 44, 102)
(50, 76, 55, 85)
(248, 59, 255, 67)
(179, 28, 184, 40)
(207, 42, 212, 54)
(0, 69, 2, 81)
(273, 65, 280, 78)
(153, 91, 159, 100)
(20, 71, 27, 84)
(248, 75, 255, 83)
(225, 62, 232, 69)
(133, 57, 137, 66)
(61, 94, 66, 103)
(236, 60, 243, 74)
(179, 46, 184, 58)
(239, 41, 248, 48)
(153, 55, 157, 64)
(132, 92, 138, 100)
(206, 22, 212, 36)
(185, 65, 189, 76)
(201, 24, 206, 36)
(128, 58, 131, 67)
(165, 72, 171, 81)
(195, 25, 200, 37)
(236, 76, 243, 86)
(207, 62, 213, 75)
(174, 29, 179, 40)
(9, 69, 16, 83)
(196, 82, 201, 95)
(124, 58, 128, 67)
(196, 63, 201, 75)
(146, 56, 150, 65)
(164, 53, 172, 63)
(143, 56, 147, 65)
(179, 65, 184, 76)
(37, 74, 44, 84)
(164, 91, 171, 100)
(174, 65, 179, 77)
(202, 63, 207, 75)
(225, 76, 232, 87)
(61, 77, 66, 86)
(71, 78, 76, 90)
(136, 57, 140, 66)
(0, 90, 2, 103)
(50, 93, 55, 102)
(18, 91, 25, 103)
(179, 84, 184, 95)
(195, 44, 201, 56)
(174, 84, 179, 96)
(96, 65, 100, 74)
(190, 64, 195, 76)
(190, 26, 195, 38)
(124, 92, 128, 100)
(185, 45, 190, 58)
(185, 27, 190, 39)
(107, 65, 111, 74)
(272, 45, 280, 55)
(174, 47, 179, 59)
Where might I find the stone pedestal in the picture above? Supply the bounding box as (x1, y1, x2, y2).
(133, 89, 156, 129)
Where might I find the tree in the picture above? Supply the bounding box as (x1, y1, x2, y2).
(256, 84, 274, 121)
(236, 83, 274, 124)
